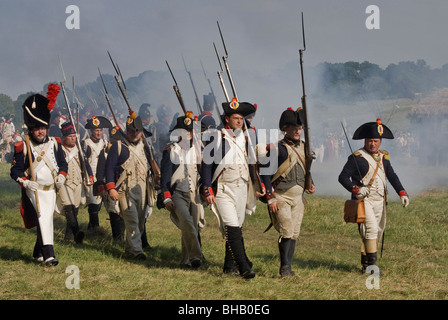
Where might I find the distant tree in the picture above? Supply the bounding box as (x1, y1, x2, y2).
(0, 94, 14, 117)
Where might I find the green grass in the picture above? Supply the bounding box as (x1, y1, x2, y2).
(0, 161, 447, 300)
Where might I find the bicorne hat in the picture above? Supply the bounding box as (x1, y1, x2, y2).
(222, 98, 256, 118)
(352, 118, 394, 140)
(85, 115, 113, 130)
(170, 111, 206, 132)
(279, 107, 304, 130)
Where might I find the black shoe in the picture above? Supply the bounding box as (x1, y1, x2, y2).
(135, 253, 146, 260)
(44, 257, 59, 266)
(242, 269, 256, 279)
(191, 258, 202, 269)
(75, 231, 85, 244)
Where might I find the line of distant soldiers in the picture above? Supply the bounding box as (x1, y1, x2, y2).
(10, 85, 409, 278)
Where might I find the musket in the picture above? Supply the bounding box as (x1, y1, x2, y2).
(166, 60, 187, 114)
(24, 133, 40, 217)
(107, 50, 127, 90)
(298, 12, 313, 190)
(215, 21, 263, 193)
(182, 56, 203, 114)
(166, 60, 204, 156)
(217, 21, 238, 101)
(58, 57, 92, 186)
(98, 67, 119, 127)
(108, 53, 161, 177)
(213, 42, 230, 102)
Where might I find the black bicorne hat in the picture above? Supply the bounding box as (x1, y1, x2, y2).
(222, 98, 256, 117)
(279, 107, 304, 130)
(352, 118, 394, 140)
(85, 115, 113, 130)
(170, 111, 206, 132)
(126, 115, 144, 132)
(109, 125, 126, 141)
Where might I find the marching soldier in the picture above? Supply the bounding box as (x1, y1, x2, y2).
(260, 108, 315, 277)
(202, 98, 264, 279)
(95, 124, 126, 242)
(338, 118, 410, 274)
(57, 121, 94, 244)
(161, 112, 205, 268)
(83, 115, 112, 234)
(105, 114, 156, 260)
(10, 84, 68, 266)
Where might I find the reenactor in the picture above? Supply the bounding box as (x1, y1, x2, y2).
(10, 85, 68, 266)
(57, 121, 94, 244)
(105, 114, 156, 260)
(201, 98, 265, 279)
(160, 112, 205, 268)
(338, 118, 410, 274)
(83, 115, 112, 234)
(95, 124, 126, 242)
(260, 108, 315, 277)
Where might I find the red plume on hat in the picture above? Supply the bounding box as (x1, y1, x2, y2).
(46, 83, 60, 111)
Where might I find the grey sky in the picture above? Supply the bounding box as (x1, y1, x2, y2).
(1, 0, 447, 101)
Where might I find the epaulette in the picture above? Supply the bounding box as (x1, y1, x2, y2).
(14, 141, 24, 153)
(380, 150, 390, 160)
(353, 150, 362, 157)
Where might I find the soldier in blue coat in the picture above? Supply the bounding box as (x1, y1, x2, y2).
(201, 99, 265, 279)
(105, 114, 156, 260)
(260, 108, 315, 277)
(338, 118, 410, 273)
(10, 85, 68, 266)
(160, 112, 205, 268)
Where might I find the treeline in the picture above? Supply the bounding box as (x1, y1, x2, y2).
(2, 59, 448, 128)
(311, 59, 448, 101)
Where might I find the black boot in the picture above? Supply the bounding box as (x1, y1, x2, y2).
(223, 242, 238, 275)
(64, 205, 84, 244)
(88, 204, 106, 235)
(141, 221, 152, 250)
(278, 238, 294, 277)
(225, 226, 255, 279)
(108, 212, 125, 242)
(366, 252, 382, 275)
(361, 253, 369, 273)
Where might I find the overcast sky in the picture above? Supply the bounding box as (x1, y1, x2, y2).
(1, 0, 447, 101)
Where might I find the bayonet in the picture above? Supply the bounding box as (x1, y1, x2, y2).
(213, 42, 230, 102)
(298, 12, 313, 190)
(166, 60, 187, 115)
(98, 67, 119, 126)
(182, 56, 203, 114)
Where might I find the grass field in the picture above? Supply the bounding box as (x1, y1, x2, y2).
(0, 161, 447, 302)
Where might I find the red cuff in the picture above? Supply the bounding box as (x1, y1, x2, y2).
(399, 190, 408, 197)
(106, 182, 116, 191)
(164, 191, 172, 199)
(352, 185, 360, 194)
(59, 171, 67, 178)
